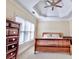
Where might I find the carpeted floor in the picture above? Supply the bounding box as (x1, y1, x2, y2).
(27, 52, 72, 59)
(18, 47, 72, 59)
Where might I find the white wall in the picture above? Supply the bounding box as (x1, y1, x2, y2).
(6, 0, 37, 24)
(6, 0, 38, 38)
(37, 21, 71, 38)
(6, 0, 37, 57)
(69, 20, 72, 36)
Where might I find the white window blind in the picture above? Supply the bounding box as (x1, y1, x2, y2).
(15, 16, 35, 45)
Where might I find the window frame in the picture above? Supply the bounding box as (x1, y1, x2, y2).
(15, 16, 35, 45)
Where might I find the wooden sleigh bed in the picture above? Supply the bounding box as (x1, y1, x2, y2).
(34, 32, 72, 54)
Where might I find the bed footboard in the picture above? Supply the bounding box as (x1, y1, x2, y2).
(34, 38, 71, 54)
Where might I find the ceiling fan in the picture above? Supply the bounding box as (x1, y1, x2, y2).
(44, 0, 63, 10)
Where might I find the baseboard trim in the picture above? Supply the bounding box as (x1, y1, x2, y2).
(18, 40, 34, 55)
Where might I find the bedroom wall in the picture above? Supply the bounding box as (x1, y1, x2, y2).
(6, 0, 38, 57)
(6, 0, 37, 24)
(69, 20, 72, 36)
(37, 20, 71, 38)
(6, 0, 38, 39)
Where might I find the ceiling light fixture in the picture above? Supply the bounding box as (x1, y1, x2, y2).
(32, 11, 35, 14)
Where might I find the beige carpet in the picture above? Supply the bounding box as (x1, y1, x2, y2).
(27, 52, 72, 59)
(18, 47, 72, 59)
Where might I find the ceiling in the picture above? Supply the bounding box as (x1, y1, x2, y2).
(16, 0, 72, 21)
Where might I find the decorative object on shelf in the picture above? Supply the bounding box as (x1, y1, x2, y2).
(6, 19, 20, 59)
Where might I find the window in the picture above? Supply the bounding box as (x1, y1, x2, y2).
(15, 16, 35, 45)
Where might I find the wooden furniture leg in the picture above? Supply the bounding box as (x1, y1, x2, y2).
(70, 45, 72, 55)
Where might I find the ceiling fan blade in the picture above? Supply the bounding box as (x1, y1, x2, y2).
(52, 7, 54, 10)
(46, 0, 52, 5)
(44, 6, 51, 8)
(54, 0, 62, 5)
(55, 5, 62, 8)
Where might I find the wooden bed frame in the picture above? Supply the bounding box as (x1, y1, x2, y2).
(34, 38, 71, 54)
(34, 32, 72, 54)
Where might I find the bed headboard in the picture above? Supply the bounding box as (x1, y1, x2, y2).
(42, 32, 63, 38)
